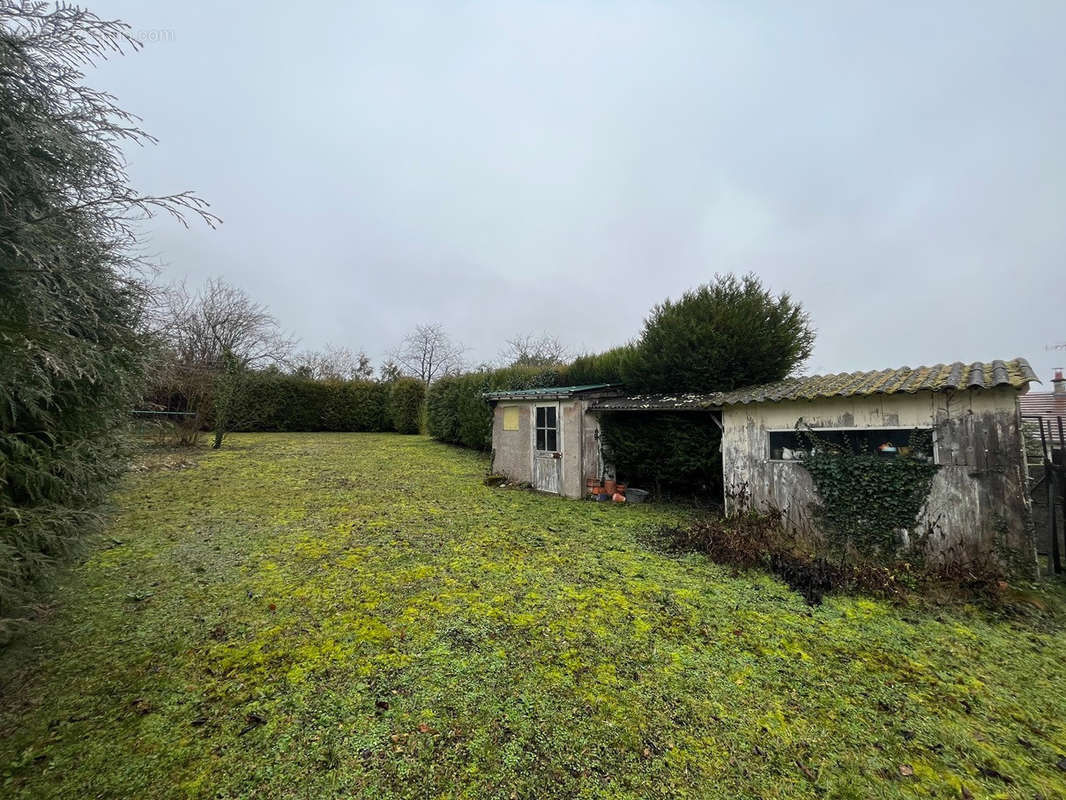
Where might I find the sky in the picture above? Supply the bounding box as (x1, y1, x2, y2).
(89, 1, 1066, 382)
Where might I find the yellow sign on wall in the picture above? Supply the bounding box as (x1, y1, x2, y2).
(502, 406, 520, 431)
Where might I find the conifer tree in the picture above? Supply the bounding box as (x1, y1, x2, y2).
(0, 3, 214, 625)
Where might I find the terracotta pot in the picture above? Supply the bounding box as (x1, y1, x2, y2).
(603, 480, 617, 494)
(586, 478, 601, 491)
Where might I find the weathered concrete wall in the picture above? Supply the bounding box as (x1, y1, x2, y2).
(580, 401, 605, 487)
(723, 387, 1033, 567)
(560, 399, 582, 499)
(491, 402, 532, 485)
(490, 398, 610, 499)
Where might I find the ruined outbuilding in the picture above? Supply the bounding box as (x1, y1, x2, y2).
(484, 384, 620, 497)
(488, 358, 1040, 567)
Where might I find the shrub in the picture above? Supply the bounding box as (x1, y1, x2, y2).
(387, 378, 425, 434)
(624, 273, 815, 393)
(657, 509, 785, 569)
(656, 509, 1017, 604)
(656, 512, 907, 605)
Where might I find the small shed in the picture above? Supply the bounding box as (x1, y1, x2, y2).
(484, 384, 620, 497)
(590, 358, 1039, 564)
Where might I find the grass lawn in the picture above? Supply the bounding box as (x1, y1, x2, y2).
(2, 433, 1065, 799)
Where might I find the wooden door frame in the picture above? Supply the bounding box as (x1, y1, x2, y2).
(530, 401, 563, 492)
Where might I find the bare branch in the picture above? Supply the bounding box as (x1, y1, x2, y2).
(389, 324, 466, 384)
(291, 344, 374, 381)
(500, 332, 569, 368)
(151, 277, 295, 370)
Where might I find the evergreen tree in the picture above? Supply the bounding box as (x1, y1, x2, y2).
(0, 3, 214, 625)
(625, 273, 815, 393)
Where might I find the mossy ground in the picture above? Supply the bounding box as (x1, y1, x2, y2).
(2, 433, 1065, 798)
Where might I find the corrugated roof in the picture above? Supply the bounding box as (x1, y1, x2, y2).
(590, 393, 720, 412)
(590, 358, 1038, 411)
(484, 384, 617, 401)
(1020, 392, 1066, 419)
(714, 358, 1037, 405)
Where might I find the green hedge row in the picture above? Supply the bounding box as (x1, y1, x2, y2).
(426, 366, 566, 449)
(223, 373, 424, 434)
(563, 345, 635, 386)
(388, 378, 426, 434)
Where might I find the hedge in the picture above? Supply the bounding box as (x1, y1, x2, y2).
(388, 378, 426, 434)
(562, 345, 635, 386)
(226, 373, 392, 433)
(427, 366, 565, 449)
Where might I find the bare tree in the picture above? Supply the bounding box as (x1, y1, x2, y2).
(390, 324, 466, 384)
(161, 277, 295, 369)
(500, 333, 569, 368)
(146, 278, 294, 444)
(292, 344, 373, 381)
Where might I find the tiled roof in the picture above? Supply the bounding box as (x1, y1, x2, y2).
(713, 359, 1038, 406)
(590, 358, 1038, 411)
(1019, 392, 1066, 419)
(484, 384, 617, 401)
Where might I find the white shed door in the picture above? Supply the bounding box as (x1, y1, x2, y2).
(531, 403, 561, 493)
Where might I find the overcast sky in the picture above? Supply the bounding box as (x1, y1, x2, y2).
(90, 1, 1065, 382)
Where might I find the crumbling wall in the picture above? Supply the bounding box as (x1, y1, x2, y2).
(491, 402, 532, 484)
(722, 388, 1032, 567)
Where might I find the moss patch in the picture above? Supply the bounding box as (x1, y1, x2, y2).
(1, 433, 1065, 798)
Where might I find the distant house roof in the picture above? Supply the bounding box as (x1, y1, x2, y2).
(590, 358, 1038, 412)
(483, 384, 618, 402)
(1020, 392, 1066, 419)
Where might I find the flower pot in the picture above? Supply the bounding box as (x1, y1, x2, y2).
(626, 488, 649, 504)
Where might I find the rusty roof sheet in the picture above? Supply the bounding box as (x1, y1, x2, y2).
(589, 393, 721, 412)
(589, 358, 1038, 411)
(483, 384, 617, 401)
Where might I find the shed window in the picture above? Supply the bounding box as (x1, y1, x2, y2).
(502, 406, 520, 431)
(768, 428, 934, 462)
(535, 405, 558, 452)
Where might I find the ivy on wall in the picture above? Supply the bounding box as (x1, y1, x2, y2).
(797, 425, 940, 562)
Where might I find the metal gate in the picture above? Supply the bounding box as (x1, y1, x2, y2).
(1025, 415, 1065, 575)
